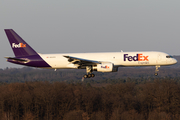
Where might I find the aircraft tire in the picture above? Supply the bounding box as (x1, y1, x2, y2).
(88, 74, 92, 78)
(91, 74, 95, 77)
(154, 73, 158, 76)
(84, 74, 88, 78)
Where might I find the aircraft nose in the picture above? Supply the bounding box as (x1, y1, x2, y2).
(173, 58, 178, 64)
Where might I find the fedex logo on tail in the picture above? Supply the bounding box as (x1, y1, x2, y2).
(12, 43, 26, 48)
(124, 54, 149, 61)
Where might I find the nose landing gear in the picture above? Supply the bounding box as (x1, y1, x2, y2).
(155, 65, 160, 76)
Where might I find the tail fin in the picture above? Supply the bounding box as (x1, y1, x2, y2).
(5, 29, 38, 57)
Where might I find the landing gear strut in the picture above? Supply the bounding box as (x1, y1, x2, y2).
(155, 65, 160, 76)
(83, 66, 95, 78)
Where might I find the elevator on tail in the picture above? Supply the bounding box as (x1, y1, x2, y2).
(4, 29, 177, 78)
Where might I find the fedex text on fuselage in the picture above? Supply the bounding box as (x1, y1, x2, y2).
(124, 54, 149, 61)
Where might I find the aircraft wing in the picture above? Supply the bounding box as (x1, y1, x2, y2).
(63, 55, 101, 66)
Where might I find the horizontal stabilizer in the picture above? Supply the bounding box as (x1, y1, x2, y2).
(5, 57, 29, 62)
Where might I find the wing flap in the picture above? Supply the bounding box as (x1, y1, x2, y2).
(63, 55, 101, 66)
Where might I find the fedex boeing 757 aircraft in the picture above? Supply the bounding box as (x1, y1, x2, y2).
(4, 29, 177, 78)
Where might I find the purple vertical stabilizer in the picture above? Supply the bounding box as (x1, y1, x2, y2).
(5, 29, 38, 57)
(5, 29, 51, 68)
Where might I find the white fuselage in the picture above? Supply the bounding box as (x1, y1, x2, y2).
(39, 51, 177, 69)
(5, 29, 178, 77)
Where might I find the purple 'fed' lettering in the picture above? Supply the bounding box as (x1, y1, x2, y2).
(124, 54, 138, 61)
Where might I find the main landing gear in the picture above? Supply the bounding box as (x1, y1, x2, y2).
(155, 65, 160, 76)
(83, 66, 95, 78)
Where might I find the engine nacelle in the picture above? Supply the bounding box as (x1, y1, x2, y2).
(93, 62, 118, 72)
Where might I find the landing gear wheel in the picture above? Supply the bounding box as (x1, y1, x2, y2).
(91, 74, 95, 78)
(87, 74, 92, 78)
(154, 73, 158, 76)
(84, 74, 88, 78)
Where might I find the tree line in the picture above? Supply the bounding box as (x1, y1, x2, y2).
(0, 79, 180, 120)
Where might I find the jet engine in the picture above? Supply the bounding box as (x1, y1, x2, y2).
(93, 62, 118, 72)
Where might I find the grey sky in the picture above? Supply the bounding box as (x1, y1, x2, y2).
(0, 0, 180, 68)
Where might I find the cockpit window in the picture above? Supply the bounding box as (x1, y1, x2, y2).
(166, 56, 173, 58)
